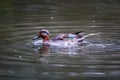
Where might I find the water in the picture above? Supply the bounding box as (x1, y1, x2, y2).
(0, 0, 120, 80)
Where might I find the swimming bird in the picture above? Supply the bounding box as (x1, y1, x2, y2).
(32, 29, 100, 48)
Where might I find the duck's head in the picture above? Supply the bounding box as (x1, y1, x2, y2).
(33, 29, 50, 42)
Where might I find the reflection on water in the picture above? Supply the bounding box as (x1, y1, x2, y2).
(0, 0, 120, 80)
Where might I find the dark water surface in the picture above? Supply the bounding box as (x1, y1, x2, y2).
(0, 0, 120, 80)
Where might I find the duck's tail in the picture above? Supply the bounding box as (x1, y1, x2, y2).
(77, 33, 101, 42)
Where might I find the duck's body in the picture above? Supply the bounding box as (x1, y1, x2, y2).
(32, 38, 79, 48)
(32, 29, 100, 48)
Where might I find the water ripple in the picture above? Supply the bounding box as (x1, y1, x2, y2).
(0, 0, 120, 79)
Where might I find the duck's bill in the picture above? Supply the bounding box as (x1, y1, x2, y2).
(32, 36, 39, 40)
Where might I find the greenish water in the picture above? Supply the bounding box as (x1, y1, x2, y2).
(0, 0, 120, 80)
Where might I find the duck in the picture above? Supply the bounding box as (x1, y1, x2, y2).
(32, 29, 100, 48)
